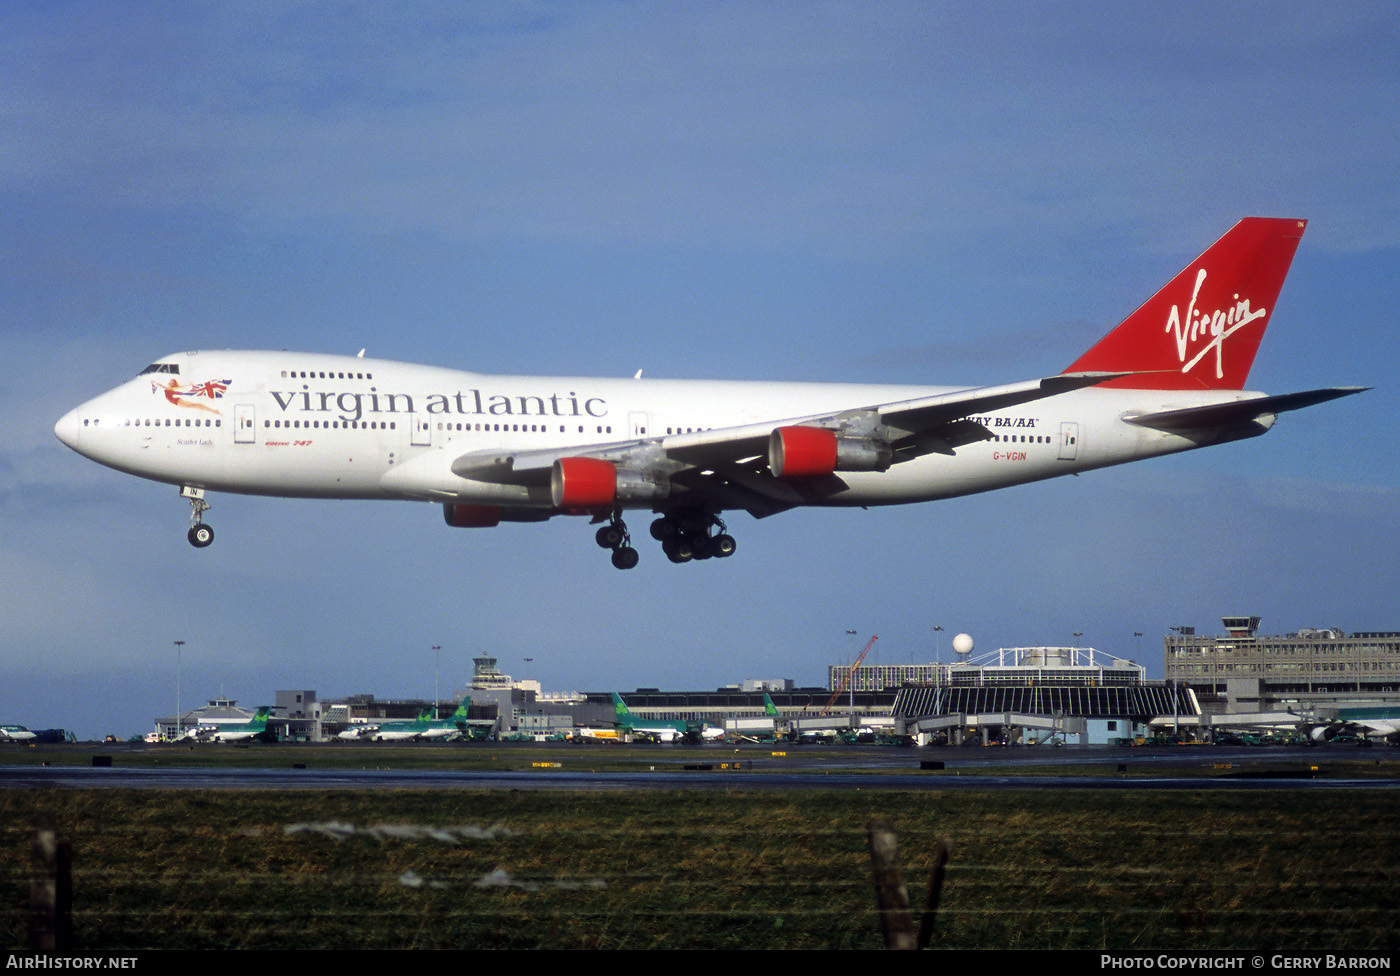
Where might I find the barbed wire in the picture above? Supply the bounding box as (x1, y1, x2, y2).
(7, 803, 1399, 949)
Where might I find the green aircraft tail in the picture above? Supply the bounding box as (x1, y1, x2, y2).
(762, 693, 780, 717)
(612, 693, 637, 726)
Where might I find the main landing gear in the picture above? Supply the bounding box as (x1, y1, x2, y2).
(593, 510, 737, 569)
(651, 511, 736, 565)
(182, 486, 214, 548)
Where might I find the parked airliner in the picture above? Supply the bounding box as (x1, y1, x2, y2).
(612, 693, 724, 743)
(54, 218, 1363, 568)
(184, 706, 273, 743)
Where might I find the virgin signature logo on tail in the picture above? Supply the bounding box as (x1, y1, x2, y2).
(1165, 267, 1269, 380)
(1064, 217, 1305, 391)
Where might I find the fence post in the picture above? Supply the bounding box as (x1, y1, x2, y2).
(917, 838, 950, 949)
(866, 816, 917, 949)
(30, 823, 72, 951)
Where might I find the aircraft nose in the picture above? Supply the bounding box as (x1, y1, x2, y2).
(54, 407, 83, 450)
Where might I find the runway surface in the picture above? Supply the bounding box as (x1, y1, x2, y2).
(3, 743, 1396, 790)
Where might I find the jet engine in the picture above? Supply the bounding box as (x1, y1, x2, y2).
(443, 504, 553, 527)
(768, 426, 893, 478)
(550, 457, 669, 510)
(443, 503, 503, 528)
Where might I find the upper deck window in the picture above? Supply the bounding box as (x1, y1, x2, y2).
(139, 363, 180, 376)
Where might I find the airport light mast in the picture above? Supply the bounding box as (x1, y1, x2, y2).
(432, 645, 441, 718)
(173, 640, 184, 740)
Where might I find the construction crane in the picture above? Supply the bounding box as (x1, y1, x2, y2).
(821, 635, 878, 715)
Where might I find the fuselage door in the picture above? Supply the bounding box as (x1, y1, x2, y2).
(629, 411, 650, 438)
(234, 403, 256, 444)
(1057, 421, 1079, 461)
(411, 413, 432, 447)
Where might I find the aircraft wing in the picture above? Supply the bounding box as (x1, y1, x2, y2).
(662, 371, 1123, 466)
(446, 372, 1122, 516)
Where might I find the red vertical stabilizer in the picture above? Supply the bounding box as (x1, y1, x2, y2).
(1064, 217, 1307, 390)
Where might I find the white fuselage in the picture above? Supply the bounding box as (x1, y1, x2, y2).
(371, 728, 424, 741)
(53, 349, 1260, 513)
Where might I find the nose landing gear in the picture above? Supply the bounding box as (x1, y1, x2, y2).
(181, 486, 214, 548)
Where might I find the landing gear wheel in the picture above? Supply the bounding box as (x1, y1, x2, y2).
(597, 513, 638, 568)
(655, 509, 737, 564)
(663, 538, 693, 563)
(181, 486, 213, 548)
(611, 546, 640, 570)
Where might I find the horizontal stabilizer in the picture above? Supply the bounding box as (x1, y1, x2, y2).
(1124, 387, 1368, 433)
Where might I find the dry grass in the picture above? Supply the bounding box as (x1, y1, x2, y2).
(2, 789, 1398, 950)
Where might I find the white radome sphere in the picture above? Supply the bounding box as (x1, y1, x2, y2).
(952, 632, 974, 656)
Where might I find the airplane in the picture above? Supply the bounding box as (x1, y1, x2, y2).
(1340, 709, 1400, 743)
(188, 706, 275, 743)
(337, 725, 378, 741)
(0, 725, 38, 742)
(369, 708, 433, 741)
(53, 218, 1365, 569)
(1308, 708, 1400, 744)
(417, 698, 482, 740)
(612, 692, 724, 743)
(361, 704, 491, 742)
(729, 691, 785, 742)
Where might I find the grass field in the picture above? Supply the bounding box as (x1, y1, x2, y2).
(4, 777, 1399, 950)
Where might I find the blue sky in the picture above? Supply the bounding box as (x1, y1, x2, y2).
(2, 2, 1396, 738)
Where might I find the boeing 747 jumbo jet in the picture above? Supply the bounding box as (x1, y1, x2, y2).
(55, 218, 1364, 569)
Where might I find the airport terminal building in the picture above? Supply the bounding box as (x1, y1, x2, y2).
(887, 647, 1192, 745)
(149, 618, 1400, 744)
(607, 647, 1194, 746)
(151, 644, 1197, 745)
(1165, 615, 1400, 720)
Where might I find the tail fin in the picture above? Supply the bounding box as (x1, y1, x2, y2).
(763, 692, 780, 717)
(1064, 218, 1307, 390)
(612, 693, 635, 724)
(249, 707, 269, 728)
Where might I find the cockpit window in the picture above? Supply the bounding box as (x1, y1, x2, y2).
(139, 363, 181, 375)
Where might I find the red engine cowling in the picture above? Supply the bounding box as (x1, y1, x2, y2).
(443, 503, 503, 528)
(769, 426, 894, 477)
(768, 426, 837, 478)
(551, 457, 617, 509)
